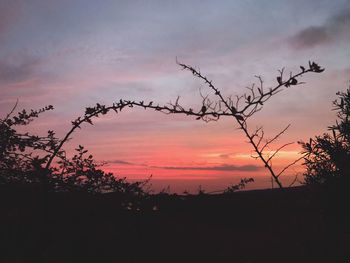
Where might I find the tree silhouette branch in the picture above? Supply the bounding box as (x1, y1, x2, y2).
(44, 61, 324, 189)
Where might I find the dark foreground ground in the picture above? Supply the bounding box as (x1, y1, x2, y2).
(0, 185, 349, 263)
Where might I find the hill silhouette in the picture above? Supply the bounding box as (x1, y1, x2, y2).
(0, 184, 349, 263)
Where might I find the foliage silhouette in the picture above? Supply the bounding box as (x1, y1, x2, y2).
(53, 145, 150, 195)
(0, 103, 149, 201)
(300, 87, 350, 186)
(170, 60, 324, 188)
(2, 63, 349, 263)
(1, 61, 324, 193)
(0, 102, 56, 184)
(192, 178, 255, 195)
(223, 178, 255, 194)
(34, 60, 324, 191)
(92, 60, 321, 188)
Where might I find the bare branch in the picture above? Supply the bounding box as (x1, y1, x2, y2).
(288, 173, 301, 187)
(3, 99, 19, 121)
(266, 142, 295, 164)
(260, 125, 291, 153)
(44, 60, 324, 189)
(277, 154, 306, 178)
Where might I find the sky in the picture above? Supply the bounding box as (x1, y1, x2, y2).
(1, 0, 350, 193)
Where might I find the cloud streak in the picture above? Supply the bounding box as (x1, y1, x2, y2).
(151, 164, 261, 172)
(107, 159, 133, 165)
(0, 0, 348, 192)
(0, 56, 41, 85)
(290, 7, 350, 49)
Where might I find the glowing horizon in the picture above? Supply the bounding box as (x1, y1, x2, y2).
(1, 0, 349, 192)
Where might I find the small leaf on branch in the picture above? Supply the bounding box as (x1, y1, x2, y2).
(277, 76, 282, 85)
(290, 78, 298, 85)
(86, 118, 93, 125)
(236, 115, 244, 121)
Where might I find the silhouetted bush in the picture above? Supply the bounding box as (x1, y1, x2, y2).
(148, 60, 324, 188)
(0, 61, 325, 194)
(0, 103, 149, 199)
(300, 87, 350, 186)
(53, 145, 149, 196)
(0, 103, 56, 184)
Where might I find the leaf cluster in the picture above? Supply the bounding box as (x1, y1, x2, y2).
(300, 87, 350, 185)
(0, 104, 56, 183)
(0, 103, 149, 200)
(53, 145, 149, 196)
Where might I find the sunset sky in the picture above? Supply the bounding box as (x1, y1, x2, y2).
(1, 0, 350, 192)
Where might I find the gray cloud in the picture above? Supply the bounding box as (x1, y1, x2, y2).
(0, 56, 41, 85)
(151, 164, 261, 172)
(107, 159, 133, 165)
(291, 26, 330, 48)
(290, 7, 350, 49)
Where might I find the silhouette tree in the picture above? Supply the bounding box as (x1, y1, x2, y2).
(42, 61, 324, 189)
(0, 101, 57, 184)
(0, 102, 148, 200)
(300, 87, 350, 186)
(98, 60, 322, 188)
(1, 61, 324, 191)
(203, 178, 255, 194)
(170, 61, 324, 188)
(53, 145, 149, 196)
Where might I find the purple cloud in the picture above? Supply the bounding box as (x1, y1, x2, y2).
(0, 56, 41, 85)
(290, 7, 350, 49)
